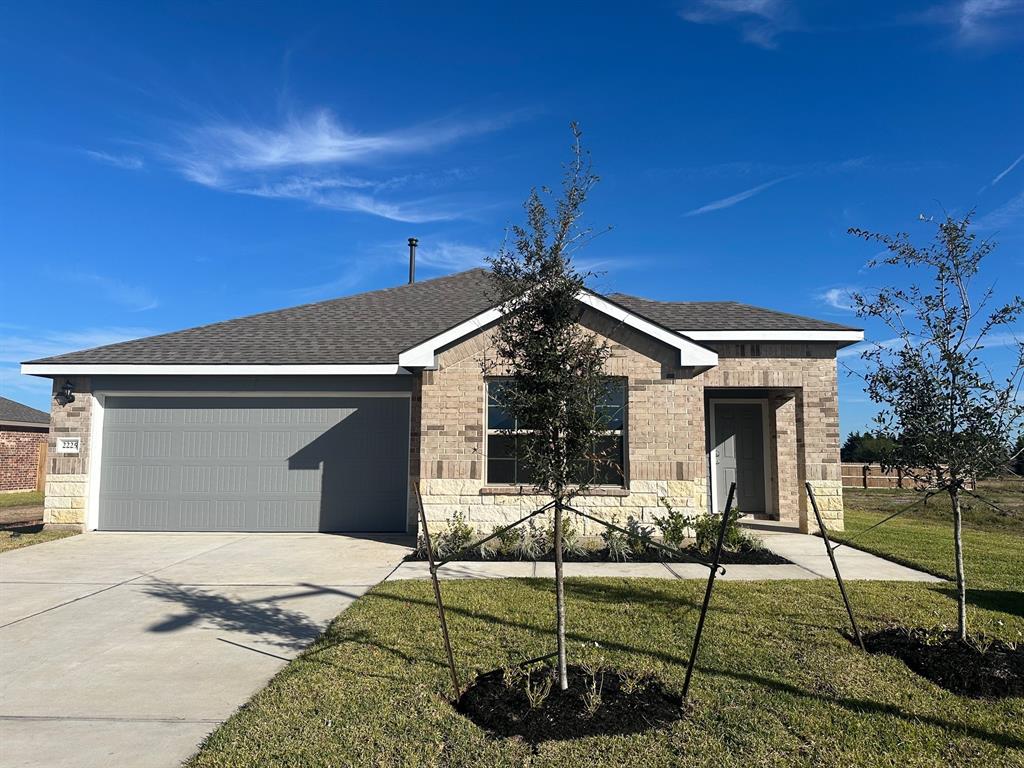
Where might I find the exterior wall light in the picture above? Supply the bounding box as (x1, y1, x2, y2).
(55, 379, 76, 407)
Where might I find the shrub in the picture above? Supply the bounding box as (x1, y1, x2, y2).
(434, 512, 476, 558)
(515, 519, 550, 560)
(548, 516, 588, 558)
(489, 524, 521, 558)
(653, 498, 693, 549)
(624, 516, 655, 556)
(600, 518, 633, 562)
(693, 507, 759, 554)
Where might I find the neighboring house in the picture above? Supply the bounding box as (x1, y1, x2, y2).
(0, 396, 49, 493)
(21, 268, 861, 534)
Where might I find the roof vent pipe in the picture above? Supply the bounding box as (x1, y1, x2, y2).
(408, 237, 418, 284)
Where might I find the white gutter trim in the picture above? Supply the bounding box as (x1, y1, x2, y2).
(576, 292, 719, 367)
(398, 306, 505, 367)
(397, 292, 720, 368)
(20, 364, 410, 377)
(680, 329, 864, 344)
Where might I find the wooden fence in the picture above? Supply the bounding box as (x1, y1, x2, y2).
(36, 441, 47, 493)
(841, 463, 975, 490)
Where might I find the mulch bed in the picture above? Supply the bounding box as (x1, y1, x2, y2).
(456, 664, 688, 743)
(862, 625, 1024, 699)
(410, 546, 790, 565)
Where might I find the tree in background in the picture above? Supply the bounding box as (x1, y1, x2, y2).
(840, 431, 900, 463)
(850, 213, 1024, 640)
(485, 124, 615, 690)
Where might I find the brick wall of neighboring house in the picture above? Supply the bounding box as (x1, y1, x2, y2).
(43, 378, 92, 527)
(415, 309, 844, 534)
(0, 426, 48, 492)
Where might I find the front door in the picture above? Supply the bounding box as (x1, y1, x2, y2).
(713, 402, 766, 514)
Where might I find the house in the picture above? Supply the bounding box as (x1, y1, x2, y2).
(21, 268, 862, 534)
(0, 396, 49, 493)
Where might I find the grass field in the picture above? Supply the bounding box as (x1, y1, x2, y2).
(0, 490, 43, 509)
(837, 480, 1023, 596)
(0, 525, 77, 553)
(188, 577, 1023, 767)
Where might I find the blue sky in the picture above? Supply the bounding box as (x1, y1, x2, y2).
(2, 1, 1022, 437)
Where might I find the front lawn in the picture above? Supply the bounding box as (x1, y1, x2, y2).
(0, 524, 77, 553)
(188, 578, 1023, 767)
(837, 482, 1023, 594)
(0, 490, 43, 509)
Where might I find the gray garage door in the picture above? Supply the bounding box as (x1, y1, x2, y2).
(98, 395, 409, 532)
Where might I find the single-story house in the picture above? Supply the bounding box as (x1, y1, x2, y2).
(21, 268, 862, 534)
(0, 396, 49, 493)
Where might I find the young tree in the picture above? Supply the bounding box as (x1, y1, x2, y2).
(485, 124, 614, 690)
(850, 213, 1024, 640)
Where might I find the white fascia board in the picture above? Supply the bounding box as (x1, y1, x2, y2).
(397, 306, 504, 368)
(576, 292, 719, 367)
(20, 364, 410, 377)
(680, 329, 864, 345)
(397, 291, 720, 369)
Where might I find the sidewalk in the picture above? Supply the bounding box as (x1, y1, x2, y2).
(387, 524, 943, 583)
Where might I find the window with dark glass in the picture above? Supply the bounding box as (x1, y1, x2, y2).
(486, 379, 626, 486)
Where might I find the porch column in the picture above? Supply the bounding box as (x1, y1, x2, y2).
(769, 391, 800, 525)
(795, 382, 845, 533)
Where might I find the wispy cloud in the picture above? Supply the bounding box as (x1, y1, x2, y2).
(60, 273, 159, 311)
(838, 331, 1021, 360)
(980, 152, 1024, 192)
(913, 0, 1024, 46)
(159, 109, 521, 222)
(683, 174, 796, 216)
(679, 0, 799, 48)
(954, 0, 1024, 43)
(976, 190, 1024, 230)
(1, 326, 155, 365)
(818, 287, 858, 312)
(83, 149, 145, 170)
(411, 241, 493, 271)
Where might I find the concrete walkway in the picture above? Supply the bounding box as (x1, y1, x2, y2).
(387, 525, 942, 583)
(0, 532, 411, 768)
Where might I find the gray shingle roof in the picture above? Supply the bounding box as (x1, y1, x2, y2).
(24, 268, 859, 367)
(0, 396, 49, 425)
(605, 294, 860, 332)
(26, 269, 497, 366)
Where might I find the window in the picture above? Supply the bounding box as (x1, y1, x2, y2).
(486, 379, 626, 486)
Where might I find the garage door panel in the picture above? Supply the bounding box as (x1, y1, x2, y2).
(99, 396, 408, 532)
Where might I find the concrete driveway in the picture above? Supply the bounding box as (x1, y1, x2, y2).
(0, 532, 411, 768)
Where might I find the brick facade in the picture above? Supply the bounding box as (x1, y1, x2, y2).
(0, 426, 47, 492)
(39, 323, 845, 534)
(415, 310, 844, 534)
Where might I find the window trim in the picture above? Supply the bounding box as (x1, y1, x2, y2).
(483, 377, 628, 488)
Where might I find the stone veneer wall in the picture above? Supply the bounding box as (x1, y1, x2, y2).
(416, 311, 845, 534)
(43, 377, 92, 527)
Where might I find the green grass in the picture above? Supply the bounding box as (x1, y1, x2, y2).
(836, 480, 1024, 595)
(188, 578, 1024, 768)
(0, 524, 77, 553)
(0, 490, 43, 509)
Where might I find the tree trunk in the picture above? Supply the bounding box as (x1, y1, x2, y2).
(553, 500, 568, 690)
(950, 487, 967, 641)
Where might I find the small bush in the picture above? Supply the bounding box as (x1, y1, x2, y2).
(654, 498, 693, 549)
(434, 512, 476, 558)
(693, 507, 759, 554)
(515, 519, 550, 560)
(624, 516, 655, 556)
(490, 524, 521, 558)
(548, 517, 588, 558)
(601, 518, 633, 562)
